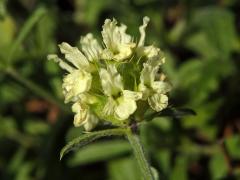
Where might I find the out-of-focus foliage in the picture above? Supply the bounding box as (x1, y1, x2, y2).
(1, 0, 240, 179)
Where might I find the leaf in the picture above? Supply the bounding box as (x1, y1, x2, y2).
(185, 32, 219, 59)
(0, 82, 25, 105)
(145, 107, 196, 120)
(170, 156, 188, 180)
(108, 157, 142, 180)
(209, 151, 228, 179)
(67, 140, 131, 166)
(152, 117, 172, 131)
(176, 58, 235, 106)
(168, 20, 186, 44)
(74, 0, 111, 26)
(0, 116, 18, 137)
(0, 0, 7, 19)
(182, 100, 221, 129)
(24, 120, 49, 135)
(35, 11, 56, 54)
(150, 166, 159, 180)
(7, 7, 46, 63)
(156, 150, 171, 174)
(15, 162, 34, 180)
(0, 15, 16, 47)
(7, 148, 26, 173)
(60, 128, 127, 160)
(190, 7, 239, 58)
(225, 135, 240, 159)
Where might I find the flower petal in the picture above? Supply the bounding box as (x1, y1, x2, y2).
(122, 90, 142, 100)
(47, 54, 74, 73)
(72, 102, 99, 131)
(142, 45, 160, 58)
(148, 93, 168, 112)
(138, 16, 150, 47)
(62, 70, 92, 103)
(145, 52, 165, 67)
(83, 113, 99, 131)
(115, 97, 137, 120)
(72, 102, 89, 127)
(152, 81, 171, 94)
(80, 33, 102, 62)
(103, 97, 117, 116)
(79, 93, 98, 105)
(113, 43, 135, 61)
(59, 42, 89, 69)
(99, 64, 123, 96)
(140, 63, 157, 88)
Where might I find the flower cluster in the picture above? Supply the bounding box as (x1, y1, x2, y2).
(48, 17, 171, 131)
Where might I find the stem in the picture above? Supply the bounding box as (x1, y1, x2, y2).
(5, 67, 69, 113)
(126, 129, 154, 180)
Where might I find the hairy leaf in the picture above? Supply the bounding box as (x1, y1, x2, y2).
(60, 128, 127, 160)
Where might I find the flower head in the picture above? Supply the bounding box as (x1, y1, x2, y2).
(48, 16, 171, 131)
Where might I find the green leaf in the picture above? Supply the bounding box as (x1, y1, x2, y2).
(108, 157, 142, 180)
(24, 120, 49, 135)
(74, 0, 111, 26)
(185, 32, 219, 59)
(145, 107, 196, 120)
(225, 135, 240, 159)
(7, 148, 26, 174)
(190, 7, 238, 58)
(7, 7, 46, 63)
(35, 12, 56, 54)
(0, 116, 18, 137)
(15, 162, 34, 180)
(183, 100, 221, 128)
(0, 0, 7, 19)
(177, 58, 234, 105)
(67, 140, 131, 166)
(209, 151, 228, 179)
(0, 82, 25, 104)
(152, 117, 172, 131)
(60, 128, 127, 160)
(170, 156, 188, 180)
(0, 15, 16, 47)
(156, 150, 171, 174)
(168, 20, 186, 44)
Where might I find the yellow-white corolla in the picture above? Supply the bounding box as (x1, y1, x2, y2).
(99, 64, 142, 120)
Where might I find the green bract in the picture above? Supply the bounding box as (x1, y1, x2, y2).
(48, 17, 171, 131)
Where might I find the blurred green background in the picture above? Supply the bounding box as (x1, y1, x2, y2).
(1, 0, 240, 179)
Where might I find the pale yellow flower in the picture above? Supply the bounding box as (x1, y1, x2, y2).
(101, 19, 136, 61)
(72, 101, 98, 131)
(99, 64, 142, 120)
(138, 55, 171, 111)
(48, 16, 171, 131)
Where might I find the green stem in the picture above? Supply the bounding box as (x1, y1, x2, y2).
(5, 67, 69, 113)
(126, 129, 154, 180)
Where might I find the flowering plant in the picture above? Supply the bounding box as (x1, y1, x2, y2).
(48, 17, 171, 131)
(48, 17, 171, 179)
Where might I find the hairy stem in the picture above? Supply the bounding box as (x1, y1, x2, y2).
(126, 129, 154, 180)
